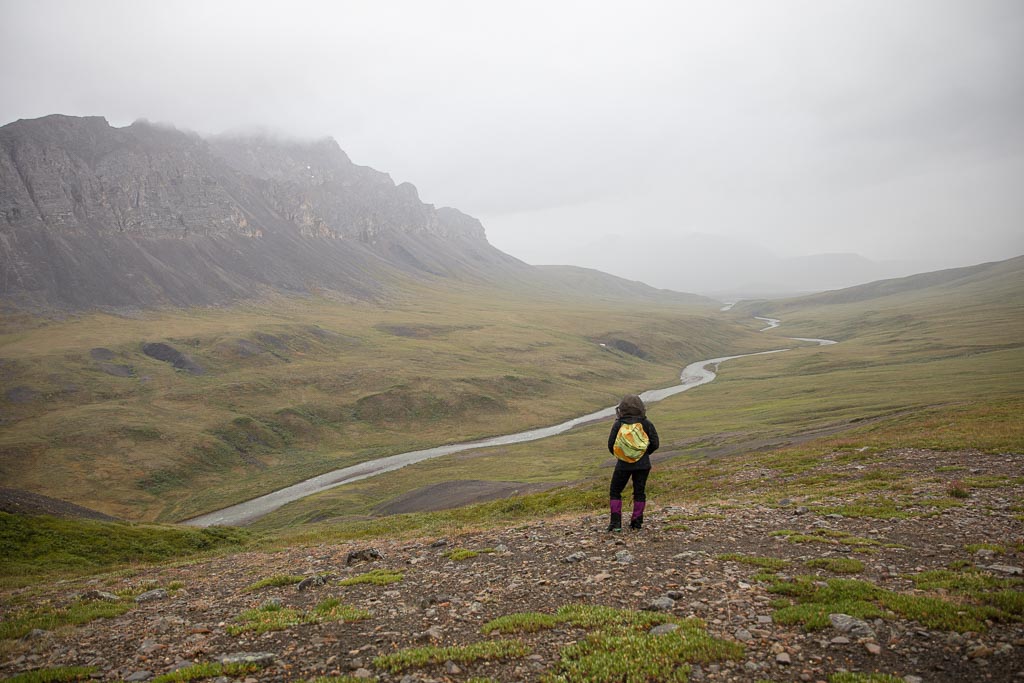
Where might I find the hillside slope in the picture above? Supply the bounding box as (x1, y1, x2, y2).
(0, 115, 525, 311)
(1, 446, 1021, 683)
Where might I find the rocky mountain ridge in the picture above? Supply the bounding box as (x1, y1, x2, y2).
(0, 115, 520, 310)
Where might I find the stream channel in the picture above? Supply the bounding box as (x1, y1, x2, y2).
(183, 318, 836, 527)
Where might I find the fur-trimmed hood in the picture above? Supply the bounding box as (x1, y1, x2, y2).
(615, 394, 646, 420)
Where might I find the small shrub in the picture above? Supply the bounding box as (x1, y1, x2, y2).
(151, 661, 260, 683)
(717, 553, 788, 570)
(373, 640, 529, 673)
(946, 480, 970, 498)
(0, 667, 97, 683)
(482, 612, 560, 634)
(805, 558, 865, 574)
(338, 569, 403, 586)
(829, 673, 906, 683)
(544, 618, 743, 682)
(243, 574, 304, 592)
(226, 598, 369, 635)
(447, 548, 479, 561)
(964, 543, 1005, 555)
(0, 599, 133, 641)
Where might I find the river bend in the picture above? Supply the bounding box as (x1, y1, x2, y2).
(183, 319, 834, 526)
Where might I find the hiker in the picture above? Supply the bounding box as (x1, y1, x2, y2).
(607, 394, 659, 531)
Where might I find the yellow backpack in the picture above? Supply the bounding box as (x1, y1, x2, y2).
(612, 422, 650, 463)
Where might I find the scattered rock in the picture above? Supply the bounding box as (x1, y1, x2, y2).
(135, 589, 169, 603)
(297, 574, 330, 591)
(865, 642, 882, 655)
(829, 613, 876, 639)
(125, 671, 152, 682)
(776, 652, 792, 665)
(615, 550, 633, 563)
(643, 596, 675, 612)
(986, 564, 1023, 576)
(81, 590, 120, 601)
(416, 626, 443, 642)
(19, 629, 49, 642)
(734, 628, 753, 642)
(346, 548, 383, 565)
(219, 653, 276, 666)
(563, 552, 587, 563)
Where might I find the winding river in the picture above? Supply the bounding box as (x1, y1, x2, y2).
(183, 318, 835, 527)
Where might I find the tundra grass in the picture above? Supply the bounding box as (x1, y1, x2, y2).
(829, 674, 905, 683)
(805, 558, 865, 574)
(150, 661, 261, 683)
(337, 569, 403, 586)
(0, 667, 97, 683)
(259, 338, 1024, 530)
(0, 286, 757, 523)
(478, 605, 742, 683)
(226, 598, 370, 635)
(716, 554, 788, 570)
(0, 598, 134, 640)
(0, 513, 250, 583)
(372, 639, 530, 673)
(242, 574, 304, 592)
(768, 577, 1013, 632)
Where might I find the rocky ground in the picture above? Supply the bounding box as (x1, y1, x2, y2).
(2, 448, 1023, 683)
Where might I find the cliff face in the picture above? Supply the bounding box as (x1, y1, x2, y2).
(0, 115, 515, 310)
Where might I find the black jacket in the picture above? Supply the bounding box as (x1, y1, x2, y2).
(607, 416, 659, 471)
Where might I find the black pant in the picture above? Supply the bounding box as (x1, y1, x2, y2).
(610, 468, 649, 502)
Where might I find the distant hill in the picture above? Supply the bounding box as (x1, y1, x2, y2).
(0, 115, 530, 311)
(568, 232, 935, 298)
(747, 255, 1024, 313)
(528, 265, 714, 306)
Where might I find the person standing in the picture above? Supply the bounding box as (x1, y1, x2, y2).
(607, 394, 659, 531)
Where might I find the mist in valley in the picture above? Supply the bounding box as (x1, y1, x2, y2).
(1, 0, 1022, 298)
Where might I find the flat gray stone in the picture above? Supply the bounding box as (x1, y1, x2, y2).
(986, 564, 1023, 576)
(81, 590, 120, 601)
(135, 589, 168, 603)
(645, 596, 676, 611)
(829, 613, 875, 639)
(219, 652, 276, 666)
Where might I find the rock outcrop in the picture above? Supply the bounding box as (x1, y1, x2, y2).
(0, 115, 522, 311)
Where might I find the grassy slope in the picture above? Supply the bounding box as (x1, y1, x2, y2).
(2, 258, 1021, 583)
(253, 256, 1024, 533)
(0, 280, 775, 523)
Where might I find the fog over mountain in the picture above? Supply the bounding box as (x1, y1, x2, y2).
(0, 114, 714, 311)
(1, 1, 1021, 291)
(570, 233, 935, 298)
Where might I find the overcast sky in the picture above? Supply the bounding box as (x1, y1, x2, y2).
(1, 0, 1022, 276)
